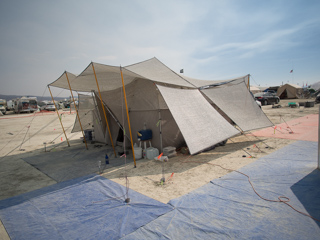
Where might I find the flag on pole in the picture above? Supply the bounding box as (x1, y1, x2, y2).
(290, 69, 293, 73)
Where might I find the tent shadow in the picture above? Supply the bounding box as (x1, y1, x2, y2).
(102, 139, 262, 179)
(290, 169, 320, 227)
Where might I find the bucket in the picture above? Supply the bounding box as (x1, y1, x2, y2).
(134, 146, 142, 160)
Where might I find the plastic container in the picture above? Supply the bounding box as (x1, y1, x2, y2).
(163, 146, 176, 157)
(146, 147, 159, 160)
(154, 156, 169, 162)
(133, 143, 142, 160)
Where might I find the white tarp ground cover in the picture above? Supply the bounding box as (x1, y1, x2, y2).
(157, 85, 240, 155)
(201, 80, 273, 132)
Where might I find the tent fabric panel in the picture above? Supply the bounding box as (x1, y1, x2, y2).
(48, 71, 77, 91)
(157, 85, 240, 155)
(125, 58, 195, 88)
(181, 74, 249, 88)
(49, 63, 142, 92)
(94, 93, 120, 147)
(93, 109, 107, 144)
(72, 94, 95, 133)
(201, 80, 273, 132)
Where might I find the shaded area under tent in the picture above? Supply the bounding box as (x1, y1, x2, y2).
(22, 145, 136, 182)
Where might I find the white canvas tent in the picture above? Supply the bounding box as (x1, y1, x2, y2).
(49, 57, 273, 155)
(277, 83, 303, 99)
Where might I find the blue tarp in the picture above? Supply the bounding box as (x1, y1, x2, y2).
(0, 175, 173, 240)
(123, 141, 320, 239)
(1, 141, 319, 239)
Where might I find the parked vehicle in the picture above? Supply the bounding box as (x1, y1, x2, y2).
(14, 97, 38, 113)
(254, 92, 280, 105)
(6, 100, 14, 111)
(40, 103, 56, 111)
(250, 92, 262, 108)
(0, 99, 7, 115)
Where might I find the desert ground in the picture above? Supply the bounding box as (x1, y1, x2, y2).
(0, 99, 319, 239)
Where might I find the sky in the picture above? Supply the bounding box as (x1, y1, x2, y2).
(0, 0, 320, 97)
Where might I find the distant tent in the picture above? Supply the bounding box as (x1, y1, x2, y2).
(49, 57, 273, 155)
(277, 84, 303, 99)
(249, 86, 261, 94)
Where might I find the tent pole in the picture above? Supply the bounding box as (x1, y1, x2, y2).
(247, 74, 250, 90)
(48, 85, 70, 147)
(120, 66, 136, 168)
(159, 110, 163, 153)
(91, 63, 117, 158)
(65, 72, 88, 150)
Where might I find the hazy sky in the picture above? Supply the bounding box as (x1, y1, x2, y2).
(0, 0, 319, 97)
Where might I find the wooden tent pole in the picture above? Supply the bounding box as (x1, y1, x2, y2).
(91, 63, 117, 158)
(48, 85, 70, 147)
(120, 66, 136, 168)
(247, 74, 250, 90)
(65, 71, 88, 150)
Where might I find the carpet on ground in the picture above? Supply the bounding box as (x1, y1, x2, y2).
(251, 114, 318, 142)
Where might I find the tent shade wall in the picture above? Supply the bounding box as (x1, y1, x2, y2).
(277, 84, 303, 99)
(183, 74, 250, 89)
(94, 93, 120, 146)
(201, 80, 274, 132)
(99, 79, 185, 152)
(157, 85, 240, 154)
(71, 94, 95, 133)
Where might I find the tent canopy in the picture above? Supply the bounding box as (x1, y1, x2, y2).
(49, 57, 273, 155)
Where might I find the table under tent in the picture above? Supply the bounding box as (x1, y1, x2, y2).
(49, 57, 273, 165)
